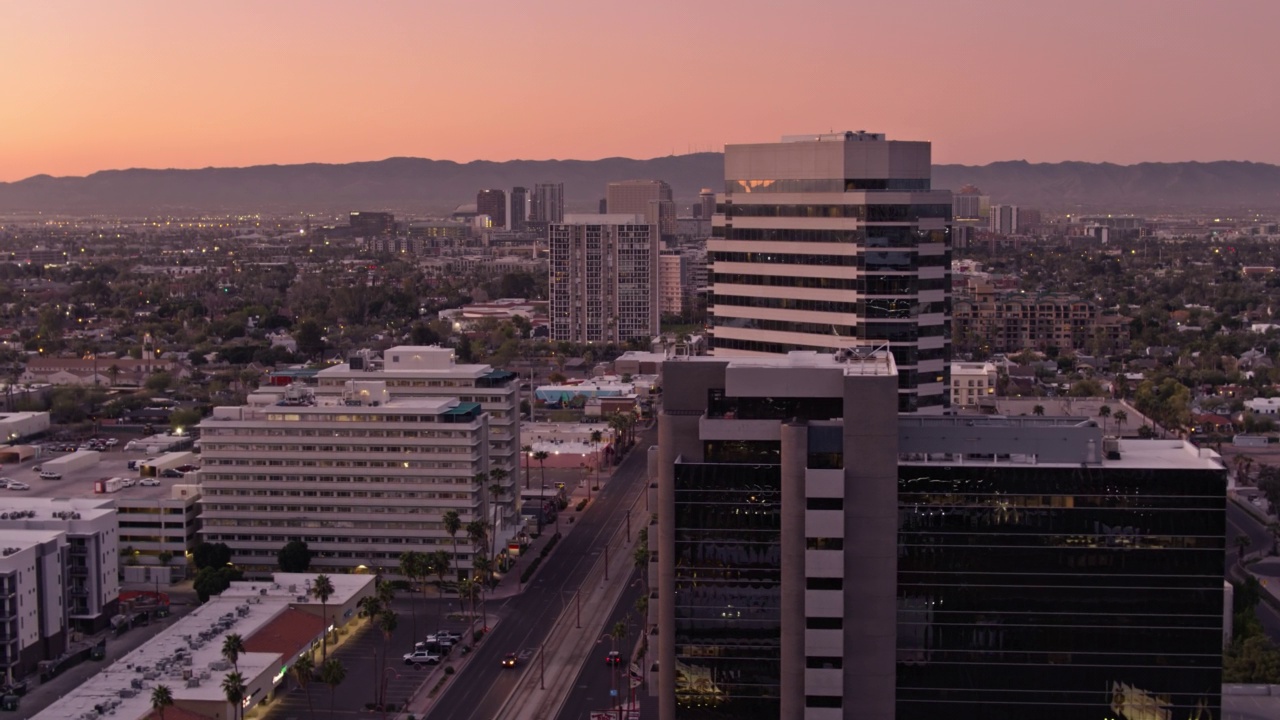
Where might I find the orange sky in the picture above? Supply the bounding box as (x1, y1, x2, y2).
(1, 0, 1277, 182)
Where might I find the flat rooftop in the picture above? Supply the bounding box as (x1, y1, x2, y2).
(675, 349, 898, 377)
(0, 450, 198, 503)
(32, 573, 371, 720)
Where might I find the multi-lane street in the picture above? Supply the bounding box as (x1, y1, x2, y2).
(555, 567, 648, 720)
(426, 426, 654, 720)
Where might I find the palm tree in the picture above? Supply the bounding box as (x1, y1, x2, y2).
(150, 684, 174, 720)
(398, 550, 425, 638)
(1237, 534, 1252, 560)
(1269, 522, 1280, 555)
(319, 657, 347, 720)
(221, 670, 247, 720)
(609, 619, 629, 712)
(429, 549, 451, 631)
(1114, 410, 1128, 435)
(457, 576, 478, 627)
(590, 429, 604, 492)
(221, 633, 245, 673)
(522, 443, 534, 490)
(533, 450, 550, 492)
(443, 510, 462, 580)
(466, 519, 489, 566)
(488, 471, 507, 562)
(312, 574, 335, 659)
(291, 652, 316, 718)
(108, 363, 121, 388)
(1032, 404, 1046, 416)
(375, 610, 398, 708)
(1099, 404, 1112, 434)
(358, 593, 383, 620)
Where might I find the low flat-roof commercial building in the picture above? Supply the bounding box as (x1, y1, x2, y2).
(32, 572, 373, 720)
(656, 352, 1226, 720)
(198, 380, 492, 577)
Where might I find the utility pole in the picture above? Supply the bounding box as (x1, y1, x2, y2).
(540, 643, 545, 690)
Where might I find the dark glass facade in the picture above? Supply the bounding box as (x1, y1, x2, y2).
(673, 461, 782, 718)
(897, 464, 1225, 720)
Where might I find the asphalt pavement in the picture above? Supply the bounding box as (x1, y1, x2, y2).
(424, 428, 654, 720)
(554, 568, 649, 720)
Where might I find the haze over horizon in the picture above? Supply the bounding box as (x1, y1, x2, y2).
(2, 0, 1278, 183)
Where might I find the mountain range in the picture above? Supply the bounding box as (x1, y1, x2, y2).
(2, 155, 1279, 215)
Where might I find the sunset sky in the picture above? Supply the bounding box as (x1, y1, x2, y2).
(1, 0, 1277, 182)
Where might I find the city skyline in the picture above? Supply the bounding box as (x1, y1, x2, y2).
(2, 0, 1278, 182)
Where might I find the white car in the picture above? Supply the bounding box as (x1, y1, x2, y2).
(105, 438, 119, 447)
(140, 477, 161, 487)
(120, 477, 137, 488)
(403, 650, 441, 666)
(7, 481, 30, 491)
(38, 470, 62, 480)
(0, 478, 10, 489)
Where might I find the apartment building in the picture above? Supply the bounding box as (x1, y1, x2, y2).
(607, 179, 677, 239)
(198, 380, 494, 576)
(549, 214, 659, 344)
(709, 131, 952, 413)
(0, 529, 66, 682)
(655, 354, 1225, 720)
(952, 280, 1130, 355)
(949, 361, 996, 408)
(659, 250, 690, 316)
(0, 498, 120, 635)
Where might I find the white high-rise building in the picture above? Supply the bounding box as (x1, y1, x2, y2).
(989, 204, 1019, 234)
(709, 131, 953, 412)
(658, 250, 690, 316)
(549, 214, 659, 344)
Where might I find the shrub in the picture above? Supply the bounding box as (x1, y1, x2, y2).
(444, 666, 455, 675)
(576, 499, 588, 511)
(473, 628, 486, 643)
(520, 557, 543, 583)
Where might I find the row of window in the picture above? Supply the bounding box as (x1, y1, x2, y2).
(724, 178, 932, 193)
(720, 202, 950, 221)
(202, 474, 481, 485)
(202, 428, 484, 438)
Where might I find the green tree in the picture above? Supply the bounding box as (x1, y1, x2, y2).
(1032, 405, 1045, 416)
(295, 319, 326, 359)
(312, 574, 335, 659)
(150, 684, 174, 720)
(192, 541, 232, 570)
(145, 371, 174, 394)
(1098, 404, 1111, 434)
(1224, 635, 1280, 684)
(1113, 410, 1128, 434)
(168, 407, 203, 433)
(277, 540, 313, 573)
(222, 633, 245, 673)
(193, 566, 243, 603)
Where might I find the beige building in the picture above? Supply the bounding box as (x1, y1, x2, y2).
(549, 214, 659, 344)
(950, 361, 997, 408)
(658, 250, 690, 316)
(607, 179, 676, 238)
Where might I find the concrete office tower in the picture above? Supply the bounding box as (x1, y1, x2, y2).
(510, 186, 529, 231)
(531, 182, 565, 225)
(477, 188, 507, 229)
(710, 131, 953, 413)
(607, 179, 677, 238)
(549, 214, 659, 344)
(657, 350, 901, 720)
(989, 204, 1019, 234)
(699, 188, 716, 221)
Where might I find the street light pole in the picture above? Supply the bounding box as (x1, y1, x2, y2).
(540, 643, 545, 690)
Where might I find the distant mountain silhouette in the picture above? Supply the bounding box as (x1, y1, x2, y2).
(2, 155, 1278, 215)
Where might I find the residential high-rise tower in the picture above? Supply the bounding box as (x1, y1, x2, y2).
(531, 182, 565, 226)
(510, 186, 529, 231)
(549, 214, 658, 344)
(477, 188, 507, 229)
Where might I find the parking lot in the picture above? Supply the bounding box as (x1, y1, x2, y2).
(265, 596, 476, 718)
(0, 436, 198, 501)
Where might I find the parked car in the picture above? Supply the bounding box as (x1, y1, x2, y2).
(140, 478, 161, 487)
(105, 438, 119, 447)
(7, 482, 30, 491)
(160, 469, 184, 478)
(176, 464, 199, 473)
(501, 653, 518, 668)
(605, 651, 623, 666)
(425, 633, 457, 648)
(121, 478, 137, 488)
(127, 460, 138, 470)
(403, 650, 441, 666)
(38, 471, 62, 480)
(0, 478, 10, 489)
(432, 631, 462, 643)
